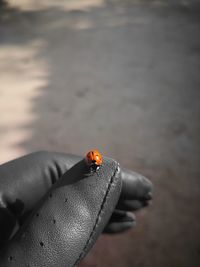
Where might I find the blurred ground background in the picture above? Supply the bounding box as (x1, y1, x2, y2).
(0, 0, 200, 266)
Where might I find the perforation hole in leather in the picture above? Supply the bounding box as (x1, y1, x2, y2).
(53, 219, 56, 224)
(40, 241, 44, 247)
(64, 198, 68, 202)
(8, 256, 13, 261)
(36, 213, 39, 217)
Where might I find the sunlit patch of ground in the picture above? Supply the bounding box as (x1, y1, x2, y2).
(8, 0, 105, 12)
(0, 40, 48, 163)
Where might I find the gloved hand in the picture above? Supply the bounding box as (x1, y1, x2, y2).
(0, 151, 153, 267)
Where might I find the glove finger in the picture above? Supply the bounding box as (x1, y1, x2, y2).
(104, 210, 136, 234)
(120, 168, 153, 200)
(0, 158, 122, 267)
(116, 199, 149, 211)
(0, 151, 82, 220)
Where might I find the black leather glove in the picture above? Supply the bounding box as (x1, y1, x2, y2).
(0, 151, 153, 267)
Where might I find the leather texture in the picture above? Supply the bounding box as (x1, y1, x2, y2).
(0, 151, 153, 267)
(0, 153, 121, 266)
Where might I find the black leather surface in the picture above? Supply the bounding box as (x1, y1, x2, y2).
(0, 154, 121, 266)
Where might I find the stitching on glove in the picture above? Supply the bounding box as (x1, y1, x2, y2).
(73, 164, 119, 267)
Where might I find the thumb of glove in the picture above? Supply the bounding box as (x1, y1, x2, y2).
(0, 158, 121, 267)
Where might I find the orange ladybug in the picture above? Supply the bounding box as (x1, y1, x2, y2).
(85, 150, 102, 171)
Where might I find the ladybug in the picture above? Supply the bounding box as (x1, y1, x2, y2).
(85, 150, 102, 171)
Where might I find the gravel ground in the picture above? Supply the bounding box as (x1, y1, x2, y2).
(0, 0, 200, 266)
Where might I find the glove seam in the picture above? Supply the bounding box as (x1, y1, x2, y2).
(73, 164, 119, 267)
